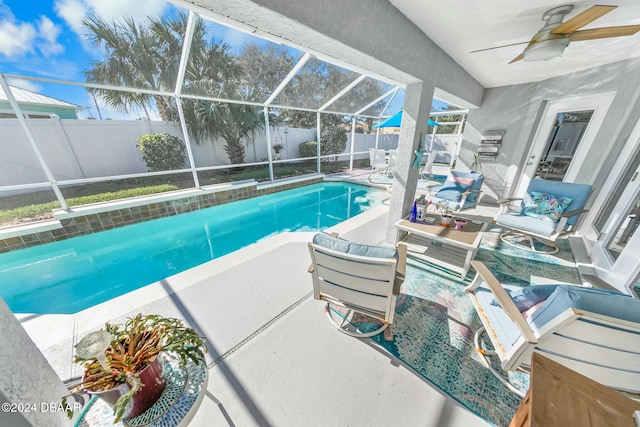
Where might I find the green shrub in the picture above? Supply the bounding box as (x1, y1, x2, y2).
(298, 127, 347, 159)
(298, 141, 318, 158)
(320, 126, 347, 158)
(136, 133, 186, 171)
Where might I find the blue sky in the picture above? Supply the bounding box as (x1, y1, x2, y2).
(0, 0, 289, 118)
(0, 0, 174, 117)
(0, 0, 447, 119)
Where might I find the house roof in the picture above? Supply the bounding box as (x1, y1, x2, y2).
(0, 85, 80, 110)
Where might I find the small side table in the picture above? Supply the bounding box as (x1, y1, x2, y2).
(75, 354, 208, 427)
(395, 215, 486, 278)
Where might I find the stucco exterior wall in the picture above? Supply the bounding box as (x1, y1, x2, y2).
(462, 57, 640, 204)
(0, 298, 72, 426)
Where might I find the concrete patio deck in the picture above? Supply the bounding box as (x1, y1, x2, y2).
(19, 178, 498, 426)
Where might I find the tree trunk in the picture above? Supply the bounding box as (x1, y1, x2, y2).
(223, 139, 246, 165)
(154, 96, 178, 122)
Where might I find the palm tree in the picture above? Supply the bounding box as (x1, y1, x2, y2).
(83, 14, 191, 120)
(83, 12, 264, 164)
(180, 84, 265, 164)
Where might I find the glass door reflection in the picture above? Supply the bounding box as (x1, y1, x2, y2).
(535, 110, 593, 181)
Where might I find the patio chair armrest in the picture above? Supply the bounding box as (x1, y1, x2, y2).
(469, 261, 538, 344)
(396, 242, 407, 276)
(559, 208, 589, 218)
(495, 197, 522, 215)
(393, 272, 405, 295)
(391, 242, 407, 295)
(496, 197, 522, 205)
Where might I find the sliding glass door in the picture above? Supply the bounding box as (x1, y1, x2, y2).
(589, 120, 640, 293)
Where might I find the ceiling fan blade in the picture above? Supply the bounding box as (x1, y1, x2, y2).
(570, 25, 640, 41)
(551, 5, 617, 35)
(470, 41, 530, 54)
(508, 53, 525, 64)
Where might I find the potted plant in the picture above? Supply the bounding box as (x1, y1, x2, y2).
(272, 143, 285, 160)
(63, 314, 206, 423)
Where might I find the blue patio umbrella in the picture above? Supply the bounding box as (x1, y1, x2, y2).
(372, 111, 440, 128)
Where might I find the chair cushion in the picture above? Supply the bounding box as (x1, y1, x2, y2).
(527, 285, 637, 333)
(435, 181, 469, 202)
(495, 213, 558, 237)
(451, 176, 475, 186)
(493, 284, 625, 313)
(492, 285, 560, 312)
(451, 171, 484, 204)
(312, 233, 397, 259)
(523, 191, 573, 222)
(525, 180, 592, 226)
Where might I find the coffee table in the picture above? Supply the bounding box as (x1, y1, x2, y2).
(395, 214, 487, 278)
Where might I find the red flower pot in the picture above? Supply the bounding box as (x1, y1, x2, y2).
(86, 354, 166, 419)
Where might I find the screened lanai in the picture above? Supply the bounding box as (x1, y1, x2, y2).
(0, 3, 467, 229)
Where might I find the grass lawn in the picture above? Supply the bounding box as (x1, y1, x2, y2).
(0, 162, 355, 227)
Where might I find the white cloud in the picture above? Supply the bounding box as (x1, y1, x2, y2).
(37, 16, 64, 56)
(54, 0, 88, 36)
(87, 0, 167, 23)
(6, 78, 42, 94)
(0, 6, 64, 58)
(55, 0, 167, 39)
(0, 20, 36, 56)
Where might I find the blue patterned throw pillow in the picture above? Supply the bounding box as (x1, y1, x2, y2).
(523, 191, 573, 222)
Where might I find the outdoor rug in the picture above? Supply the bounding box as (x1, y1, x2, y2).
(343, 228, 580, 427)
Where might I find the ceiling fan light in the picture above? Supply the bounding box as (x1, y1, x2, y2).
(523, 38, 570, 61)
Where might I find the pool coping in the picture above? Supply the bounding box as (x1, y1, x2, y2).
(0, 174, 325, 252)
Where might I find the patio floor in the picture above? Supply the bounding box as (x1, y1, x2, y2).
(177, 205, 490, 427)
(20, 176, 501, 426)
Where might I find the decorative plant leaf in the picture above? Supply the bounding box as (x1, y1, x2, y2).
(62, 314, 207, 421)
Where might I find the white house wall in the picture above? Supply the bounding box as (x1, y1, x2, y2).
(462, 57, 640, 207)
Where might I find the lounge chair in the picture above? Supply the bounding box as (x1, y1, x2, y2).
(369, 148, 386, 172)
(494, 178, 592, 254)
(426, 171, 484, 211)
(368, 149, 395, 184)
(466, 261, 640, 397)
(307, 233, 406, 337)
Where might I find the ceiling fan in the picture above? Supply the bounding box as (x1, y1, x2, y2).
(472, 5, 640, 63)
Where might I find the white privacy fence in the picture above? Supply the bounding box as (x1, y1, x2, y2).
(1, 117, 180, 186)
(0, 117, 316, 187)
(426, 134, 462, 165)
(0, 116, 461, 191)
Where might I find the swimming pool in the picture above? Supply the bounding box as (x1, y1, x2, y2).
(0, 182, 385, 314)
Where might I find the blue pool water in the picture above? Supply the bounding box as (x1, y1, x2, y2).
(0, 182, 385, 314)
